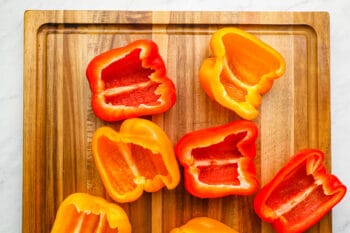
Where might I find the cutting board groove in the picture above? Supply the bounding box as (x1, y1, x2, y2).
(23, 11, 330, 233)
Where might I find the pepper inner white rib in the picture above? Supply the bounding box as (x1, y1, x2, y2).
(102, 80, 155, 96)
(274, 182, 320, 217)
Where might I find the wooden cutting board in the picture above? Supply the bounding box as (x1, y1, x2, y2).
(23, 11, 331, 233)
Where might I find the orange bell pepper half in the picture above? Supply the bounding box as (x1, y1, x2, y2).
(175, 120, 259, 198)
(92, 118, 180, 203)
(86, 39, 176, 122)
(199, 27, 285, 120)
(170, 217, 239, 233)
(50, 193, 131, 233)
(254, 149, 346, 233)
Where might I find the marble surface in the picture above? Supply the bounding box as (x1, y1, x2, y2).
(0, 0, 349, 232)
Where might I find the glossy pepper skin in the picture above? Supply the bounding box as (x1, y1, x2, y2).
(175, 120, 259, 198)
(199, 27, 285, 120)
(86, 39, 176, 122)
(50, 193, 131, 233)
(170, 217, 239, 233)
(92, 118, 180, 203)
(254, 149, 347, 233)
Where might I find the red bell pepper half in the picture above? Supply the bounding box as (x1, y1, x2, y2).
(86, 39, 176, 121)
(254, 149, 346, 233)
(175, 120, 259, 198)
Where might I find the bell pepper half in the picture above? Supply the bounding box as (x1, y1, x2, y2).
(86, 39, 176, 122)
(170, 217, 239, 233)
(50, 193, 131, 233)
(175, 120, 259, 198)
(199, 27, 285, 120)
(253, 149, 347, 233)
(92, 118, 180, 203)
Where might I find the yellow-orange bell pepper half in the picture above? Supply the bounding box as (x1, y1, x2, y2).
(199, 27, 286, 120)
(50, 193, 131, 233)
(92, 118, 180, 203)
(170, 217, 239, 233)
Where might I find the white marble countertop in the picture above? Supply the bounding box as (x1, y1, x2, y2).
(1, 0, 349, 232)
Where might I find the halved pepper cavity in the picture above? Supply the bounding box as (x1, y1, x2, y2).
(254, 149, 347, 233)
(199, 27, 286, 120)
(175, 120, 259, 198)
(92, 118, 180, 203)
(170, 217, 239, 233)
(50, 193, 131, 233)
(86, 39, 176, 121)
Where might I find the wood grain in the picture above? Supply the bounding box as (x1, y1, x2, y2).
(23, 11, 330, 233)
